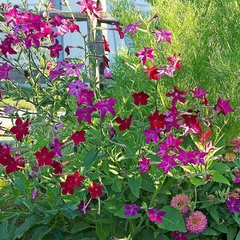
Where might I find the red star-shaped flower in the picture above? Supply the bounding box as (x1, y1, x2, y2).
(34, 146, 55, 167)
(88, 181, 103, 198)
(132, 91, 150, 105)
(147, 110, 166, 129)
(70, 130, 86, 145)
(10, 118, 30, 141)
(116, 116, 132, 131)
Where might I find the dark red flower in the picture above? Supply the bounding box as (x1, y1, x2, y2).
(102, 35, 110, 52)
(116, 116, 132, 131)
(147, 110, 166, 129)
(10, 118, 30, 141)
(48, 39, 63, 58)
(102, 55, 110, 68)
(88, 181, 103, 198)
(70, 171, 85, 188)
(51, 161, 62, 174)
(70, 130, 86, 145)
(5, 154, 25, 174)
(34, 146, 55, 167)
(132, 91, 150, 105)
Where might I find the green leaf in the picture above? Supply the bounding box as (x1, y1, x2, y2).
(0, 219, 9, 240)
(189, 177, 206, 187)
(82, 149, 99, 168)
(213, 223, 228, 233)
(158, 206, 186, 232)
(227, 226, 237, 240)
(210, 170, 230, 185)
(71, 222, 92, 233)
(209, 162, 229, 174)
(128, 174, 142, 198)
(210, 209, 219, 224)
(96, 224, 110, 240)
(60, 204, 78, 220)
(236, 232, 240, 240)
(114, 206, 140, 219)
(141, 172, 155, 192)
(202, 227, 219, 236)
(30, 226, 50, 240)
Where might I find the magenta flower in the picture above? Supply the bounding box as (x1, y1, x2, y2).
(111, 22, 125, 39)
(191, 85, 208, 99)
(77, 0, 102, 19)
(77, 89, 94, 106)
(157, 154, 177, 174)
(124, 204, 141, 216)
(185, 211, 208, 234)
(48, 39, 63, 58)
(76, 107, 96, 124)
(171, 231, 188, 240)
(177, 149, 195, 166)
(68, 80, 89, 98)
(143, 127, 162, 144)
(230, 138, 240, 152)
(214, 97, 234, 115)
(124, 22, 142, 34)
(167, 53, 182, 71)
(135, 47, 155, 66)
(166, 86, 188, 105)
(64, 62, 84, 77)
(153, 29, 171, 44)
(147, 208, 166, 223)
(50, 138, 63, 157)
(234, 169, 240, 183)
(138, 155, 150, 174)
(226, 197, 240, 212)
(170, 194, 190, 214)
(0, 63, 14, 80)
(94, 98, 116, 119)
(103, 67, 113, 79)
(192, 148, 207, 165)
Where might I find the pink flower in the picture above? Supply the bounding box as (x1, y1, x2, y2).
(153, 29, 171, 44)
(230, 138, 240, 152)
(171, 231, 188, 240)
(124, 22, 142, 34)
(138, 155, 150, 174)
(94, 98, 116, 118)
(170, 194, 190, 214)
(214, 97, 234, 115)
(147, 208, 166, 223)
(185, 211, 207, 234)
(135, 47, 155, 66)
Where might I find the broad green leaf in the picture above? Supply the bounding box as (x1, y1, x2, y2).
(209, 162, 229, 174)
(141, 173, 155, 192)
(210, 170, 230, 185)
(0, 219, 9, 240)
(82, 149, 99, 168)
(210, 209, 219, 224)
(114, 206, 140, 219)
(228, 226, 237, 240)
(60, 204, 78, 220)
(190, 177, 206, 187)
(158, 206, 186, 232)
(30, 226, 50, 240)
(128, 174, 142, 198)
(213, 223, 228, 233)
(202, 227, 219, 236)
(71, 222, 92, 233)
(236, 232, 240, 240)
(96, 224, 110, 240)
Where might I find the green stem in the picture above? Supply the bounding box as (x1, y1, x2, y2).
(149, 175, 167, 207)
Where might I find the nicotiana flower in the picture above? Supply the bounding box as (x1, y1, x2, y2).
(88, 181, 103, 198)
(68, 80, 89, 99)
(94, 98, 116, 118)
(170, 194, 190, 214)
(214, 97, 234, 115)
(135, 47, 155, 66)
(124, 204, 141, 216)
(132, 91, 150, 105)
(31, 187, 39, 200)
(138, 155, 150, 174)
(226, 197, 240, 212)
(185, 211, 207, 234)
(234, 169, 240, 183)
(153, 29, 171, 44)
(147, 208, 166, 223)
(10, 118, 31, 141)
(77, 200, 91, 214)
(230, 138, 240, 152)
(115, 115, 132, 131)
(124, 22, 142, 34)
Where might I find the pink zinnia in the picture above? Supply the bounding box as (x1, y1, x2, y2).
(170, 194, 190, 214)
(185, 211, 207, 234)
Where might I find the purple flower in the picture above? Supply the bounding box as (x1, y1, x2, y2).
(50, 138, 63, 157)
(77, 200, 91, 214)
(185, 211, 208, 234)
(226, 197, 240, 212)
(191, 85, 208, 99)
(77, 89, 94, 106)
(53, 122, 64, 130)
(143, 127, 162, 144)
(31, 187, 38, 200)
(68, 80, 89, 98)
(63, 62, 84, 77)
(166, 86, 188, 105)
(76, 106, 96, 124)
(0, 63, 14, 80)
(138, 155, 150, 174)
(124, 22, 142, 34)
(191, 148, 207, 165)
(147, 208, 166, 223)
(214, 97, 234, 115)
(157, 154, 177, 174)
(94, 98, 116, 119)
(103, 67, 113, 79)
(124, 204, 141, 216)
(135, 47, 155, 66)
(153, 29, 171, 44)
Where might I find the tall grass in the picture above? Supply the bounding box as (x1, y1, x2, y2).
(108, 0, 240, 143)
